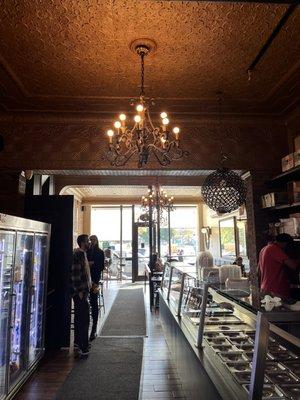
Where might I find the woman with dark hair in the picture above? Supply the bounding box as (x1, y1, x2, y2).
(233, 256, 246, 277)
(87, 235, 104, 340)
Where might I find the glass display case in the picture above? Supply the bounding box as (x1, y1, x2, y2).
(160, 265, 300, 400)
(0, 214, 50, 400)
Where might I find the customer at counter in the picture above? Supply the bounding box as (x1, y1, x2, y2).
(258, 233, 300, 301)
(233, 256, 246, 277)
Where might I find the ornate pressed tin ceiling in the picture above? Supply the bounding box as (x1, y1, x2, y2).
(0, 1, 299, 116)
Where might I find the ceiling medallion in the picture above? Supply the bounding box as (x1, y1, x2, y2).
(141, 181, 174, 222)
(106, 40, 189, 168)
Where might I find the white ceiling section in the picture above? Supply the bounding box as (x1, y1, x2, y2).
(61, 185, 202, 201)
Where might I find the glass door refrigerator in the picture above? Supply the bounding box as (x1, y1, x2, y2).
(28, 234, 48, 366)
(0, 230, 15, 400)
(9, 232, 34, 387)
(0, 214, 50, 400)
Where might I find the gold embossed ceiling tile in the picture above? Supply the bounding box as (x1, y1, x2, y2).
(0, 1, 299, 113)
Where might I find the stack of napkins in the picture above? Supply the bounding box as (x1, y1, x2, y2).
(261, 295, 282, 311)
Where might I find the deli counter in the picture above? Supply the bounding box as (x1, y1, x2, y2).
(159, 263, 300, 400)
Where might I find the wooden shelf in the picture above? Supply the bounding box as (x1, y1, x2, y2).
(263, 201, 300, 211)
(270, 165, 300, 183)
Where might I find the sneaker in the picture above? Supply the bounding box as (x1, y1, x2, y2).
(89, 331, 97, 341)
(79, 349, 90, 359)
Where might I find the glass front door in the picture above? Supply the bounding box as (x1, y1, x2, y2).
(132, 223, 150, 282)
(9, 233, 33, 387)
(28, 234, 47, 366)
(0, 231, 15, 398)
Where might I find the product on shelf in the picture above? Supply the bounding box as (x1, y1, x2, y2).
(282, 153, 295, 172)
(294, 150, 300, 168)
(261, 192, 289, 208)
(279, 217, 300, 237)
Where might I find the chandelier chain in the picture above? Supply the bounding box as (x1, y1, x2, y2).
(217, 92, 228, 164)
(140, 52, 145, 97)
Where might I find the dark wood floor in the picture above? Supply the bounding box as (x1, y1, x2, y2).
(14, 282, 186, 400)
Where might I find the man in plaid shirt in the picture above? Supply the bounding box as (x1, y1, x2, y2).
(71, 234, 92, 358)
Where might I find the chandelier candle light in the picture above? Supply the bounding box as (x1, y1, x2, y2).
(106, 41, 189, 168)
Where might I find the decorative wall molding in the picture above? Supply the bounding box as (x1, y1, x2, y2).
(0, 119, 288, 171)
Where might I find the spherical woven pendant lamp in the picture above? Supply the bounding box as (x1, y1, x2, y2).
(201, 168, 247, 214)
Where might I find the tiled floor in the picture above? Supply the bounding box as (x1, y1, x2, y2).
(14, 281, 187, 400)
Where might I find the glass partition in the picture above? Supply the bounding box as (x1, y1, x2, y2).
(169, 267, 184, 306)
(162, 263, 171, 291)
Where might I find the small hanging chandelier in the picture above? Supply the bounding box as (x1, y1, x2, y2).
(106, 41, 189, 168)
(141, 181, 174, 222)
(202, 167, 247, 214)
(201, 93, 247, 214)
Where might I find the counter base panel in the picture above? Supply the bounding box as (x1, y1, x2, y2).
(159, 293, 222, 400)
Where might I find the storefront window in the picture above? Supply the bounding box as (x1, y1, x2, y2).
(91, 206, 121, 279)
(219, 217, 236, 258)
(169, 206, 199, 264)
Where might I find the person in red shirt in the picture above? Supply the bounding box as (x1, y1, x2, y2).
(258, 234, 299, 300)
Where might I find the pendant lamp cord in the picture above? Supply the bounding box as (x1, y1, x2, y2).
(217, 92, 228, 166)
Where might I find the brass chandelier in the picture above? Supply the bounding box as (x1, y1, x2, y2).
(140, 181, 174, 224)
(106, 42, 189, 168)
(141, 184, 174, 214)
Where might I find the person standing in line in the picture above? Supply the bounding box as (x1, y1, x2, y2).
(70, 234, 92, 358)
(87, 235, 105, 341)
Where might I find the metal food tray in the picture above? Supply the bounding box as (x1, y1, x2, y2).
(205, 337, 232, 346)
(211, 344, 237, 352)
(218, 351, 249, 363)
(243, 384, 286, 399)
(229, 337, 254, 346)
(222, 332, 250, 338)
(203, 331, 225, 338)
(284, 361, 300, 376)
(279, 384, 300, 400)
(265, 362, 288, 374)
(204, 324, 253, 332)
(205, 315, 242, 325)
(269, 350, 299, 362)
(206, 307, 234, 315)
(233, 371, 270, 385)
(235, 344, 254, 352)
(267, 371, 299, 385)
(225, 362, 252, 373)
(245, 352, 275, 361)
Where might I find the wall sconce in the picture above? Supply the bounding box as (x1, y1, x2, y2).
(201, 226, 212, 249)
